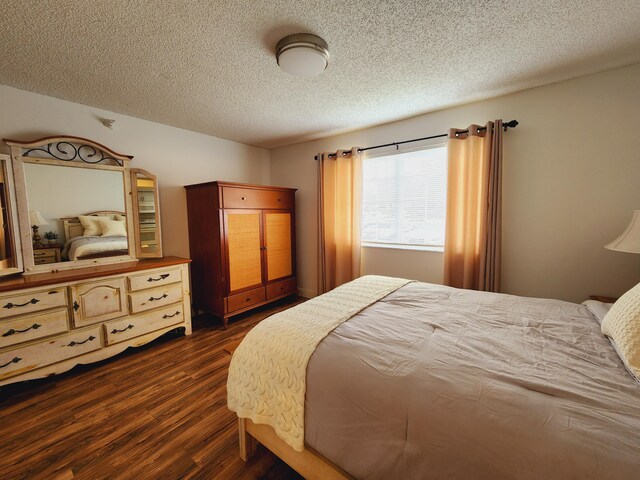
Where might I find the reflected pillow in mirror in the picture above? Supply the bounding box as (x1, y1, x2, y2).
(79, 215, 112, 236)
(98, 218, 127, 237)
(114, 214, 126, 222)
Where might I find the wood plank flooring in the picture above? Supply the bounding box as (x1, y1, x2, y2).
(0, 297, 306, 480)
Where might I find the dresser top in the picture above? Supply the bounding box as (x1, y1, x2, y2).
(0, 256, 190, 293)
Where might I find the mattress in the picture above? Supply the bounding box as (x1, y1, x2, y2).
(304, 282, 640, 479)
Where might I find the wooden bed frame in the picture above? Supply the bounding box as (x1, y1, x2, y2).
(61, 210, 125, 242)
(238, 418, 354, 480)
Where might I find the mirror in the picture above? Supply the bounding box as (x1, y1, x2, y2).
(22, 163, 129, 265)
(131, 169, 162, 258)
(0, 154, 22, 276)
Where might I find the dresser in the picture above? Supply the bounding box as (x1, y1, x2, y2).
(185, 181, 297, 327)
(0, 257, 191, 387)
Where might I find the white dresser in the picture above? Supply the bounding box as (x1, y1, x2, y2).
(0, 257, 191, 387)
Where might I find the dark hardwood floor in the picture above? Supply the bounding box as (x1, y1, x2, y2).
(0, 297, 306, 480)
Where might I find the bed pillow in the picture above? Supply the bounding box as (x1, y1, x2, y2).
(601, 282, 640, 380)
(98, 218, 127, 237)
(79, 215, 111, 236)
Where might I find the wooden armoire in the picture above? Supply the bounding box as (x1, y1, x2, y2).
(185, 181, 297, 327)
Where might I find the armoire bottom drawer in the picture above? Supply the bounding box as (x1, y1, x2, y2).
(104, 304, 185, 345)
(0, 326, 102, 381)
(266, 278, 297, 300)
(226, 287, 266, 313)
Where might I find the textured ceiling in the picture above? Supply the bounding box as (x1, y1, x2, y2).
(0, 1, 639, 148)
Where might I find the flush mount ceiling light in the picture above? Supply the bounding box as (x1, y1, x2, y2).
(276, 33, 329, 78)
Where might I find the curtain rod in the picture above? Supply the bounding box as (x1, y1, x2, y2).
(314, 119, 519, 160)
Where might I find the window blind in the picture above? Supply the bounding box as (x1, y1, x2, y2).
(361, 145, 447, 248)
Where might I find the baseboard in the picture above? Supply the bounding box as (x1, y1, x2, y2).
(297, 287, 316, 298)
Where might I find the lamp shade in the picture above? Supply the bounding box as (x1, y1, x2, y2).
(605, 210, 640, 254)
(29, 210, 48, 227)
(276, 33, 329, 78)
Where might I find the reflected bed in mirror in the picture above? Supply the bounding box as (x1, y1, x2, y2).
(60, 211, 128, 262)
(22, 162, 129, 265)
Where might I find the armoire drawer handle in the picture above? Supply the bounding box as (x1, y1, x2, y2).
(277, 198, 281, 202)
(3, 298, 40, 309)
(111, 325, 134, 334)
(73, 301, 80, 312)
(0, 357, 21, 369)
(149, 294, 168, 301)
(67, 335, 96, 347)
(162, 311, 180, 319)
(2, 323, 41, 337)
(147, 274, 170, 282)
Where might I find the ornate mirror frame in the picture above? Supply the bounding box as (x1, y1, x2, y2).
(4, 135, 140, 274)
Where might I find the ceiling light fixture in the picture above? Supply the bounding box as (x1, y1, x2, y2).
(276, 33, 329, 78)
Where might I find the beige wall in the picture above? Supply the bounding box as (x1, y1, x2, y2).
(271, 63, 640, 303)
(0, 85, 271, 258)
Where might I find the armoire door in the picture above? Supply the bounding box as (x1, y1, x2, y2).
(263, 210, 294, 283)
(224, 210, 264, 294)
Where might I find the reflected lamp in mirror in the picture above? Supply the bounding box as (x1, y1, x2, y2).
(29, 210, 49, 247)
(605, 210, 640, 254)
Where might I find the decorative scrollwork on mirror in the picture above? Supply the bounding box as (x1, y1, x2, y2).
(10, 135, 133, 168)
(23, 141, 124, 166)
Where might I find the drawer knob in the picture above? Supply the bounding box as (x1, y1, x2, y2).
(2, 323, 41, 337)
(3, 298, 40, 309)
(0, 357, 22, 369)
(111, 324, 134, 334)
(149, 293, 168, 302)
(241, 196, 246, 200)
(246, 298, 251, 302)
(67, 335, 96, 347)
(147, 274, 170, 282)
(162, 311, 180, 319)
(73, 301, 80, 312)
(278, 198, 281, 202)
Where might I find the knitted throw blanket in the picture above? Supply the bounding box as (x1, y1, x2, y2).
(227, 275, 412, 451)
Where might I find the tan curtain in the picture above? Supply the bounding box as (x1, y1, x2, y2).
(317, 147, 362, 294)
(444, 120, 503, 292)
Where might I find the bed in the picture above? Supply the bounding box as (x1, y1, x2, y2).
(60, 210, 129, 260)
(227, 276, 640, 479)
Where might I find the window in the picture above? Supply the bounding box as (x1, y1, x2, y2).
(361, 145, 447, 250)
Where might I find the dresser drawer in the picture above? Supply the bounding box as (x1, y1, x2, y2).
(0, 308, 69, 349)
(104, 304, 184, 346)
(0, 287, 67, 320)
(226, 287, 266, 313)
(128, 267, 182, 292)
(0, 326, 101, 381)
(266, 277, 297, 300)
(222, 186, 294, 210)
(129, 283, 183, 314)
